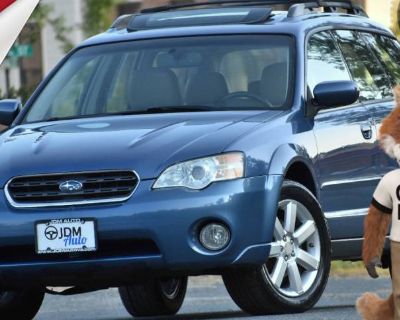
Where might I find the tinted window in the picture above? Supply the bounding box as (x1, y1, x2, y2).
(307, 31, 351, 93)
(333, 30, 392, 101)
(380, 36, 400, 64)
(363, 33, 400, 86)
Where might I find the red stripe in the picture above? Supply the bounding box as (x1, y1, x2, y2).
(0, 0, 16, 12)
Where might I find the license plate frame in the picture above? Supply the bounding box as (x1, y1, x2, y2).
(35, 218, 98, 254)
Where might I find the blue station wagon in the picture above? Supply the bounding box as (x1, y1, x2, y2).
(0, 0, 399, 318)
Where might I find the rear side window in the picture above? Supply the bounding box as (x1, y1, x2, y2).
(307, 31, 351, 93)
(333, 30, 392, 101)
(362, 33, 400, 86)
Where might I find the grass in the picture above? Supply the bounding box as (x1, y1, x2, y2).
(331, 261, 390, 277)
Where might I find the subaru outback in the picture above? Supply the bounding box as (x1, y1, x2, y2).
(0, 0, 398, 318)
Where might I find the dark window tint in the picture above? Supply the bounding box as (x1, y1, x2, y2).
(307, 31, 351, 93)
(363, 33, 400, 86)
(333, 30, 392, 101)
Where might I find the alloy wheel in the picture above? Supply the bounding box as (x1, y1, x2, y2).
(263, 199, 321, 297)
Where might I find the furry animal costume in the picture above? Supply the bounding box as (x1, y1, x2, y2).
(356, 86, 400, 320)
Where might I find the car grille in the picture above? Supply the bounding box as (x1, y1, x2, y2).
(6, 171, 139, 207)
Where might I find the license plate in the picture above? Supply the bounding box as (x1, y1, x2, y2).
(35, 218, 97, 254)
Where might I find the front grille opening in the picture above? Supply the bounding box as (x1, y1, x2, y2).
(0, 239, 160, 264)
(7, 171, 139, 207)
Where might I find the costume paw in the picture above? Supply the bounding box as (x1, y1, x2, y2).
(356, 292, 394, 320)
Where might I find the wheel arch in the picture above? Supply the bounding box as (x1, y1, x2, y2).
(267, 144, 319, 200)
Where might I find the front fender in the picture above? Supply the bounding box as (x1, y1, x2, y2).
(268, 144, 319, 197)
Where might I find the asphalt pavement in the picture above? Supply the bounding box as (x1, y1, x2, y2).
(35, 275, 392, 320)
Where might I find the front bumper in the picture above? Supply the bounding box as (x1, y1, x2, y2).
(0, 175, 282, 288)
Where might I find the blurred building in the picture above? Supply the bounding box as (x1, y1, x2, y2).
(0, 0, 399, 99)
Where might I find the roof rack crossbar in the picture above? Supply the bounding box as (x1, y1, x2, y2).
(109, 0, 367, 32)
(141, 0, 301, 13)
(140, 0, 364, 15)
(127, 7, 273, 31)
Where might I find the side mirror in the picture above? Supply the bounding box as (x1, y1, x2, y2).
(0, 99, 21, 126)
(308, 81, 359, 116)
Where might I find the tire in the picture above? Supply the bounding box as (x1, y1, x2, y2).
(0, 289, 45, 319)
(119, 276, 188, 318)
(223, 180, 331, 315)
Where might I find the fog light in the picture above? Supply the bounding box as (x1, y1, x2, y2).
(199, 223, 230, 251)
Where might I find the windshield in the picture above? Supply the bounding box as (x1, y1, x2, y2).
(23, 35, 294, 123)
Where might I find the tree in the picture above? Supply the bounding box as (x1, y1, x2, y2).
(392, 0, 400, 37)
(83, 0, 118, 37)
(29, 3, 74, 53)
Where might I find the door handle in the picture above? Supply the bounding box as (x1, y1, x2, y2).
(361, 124, 372, 140)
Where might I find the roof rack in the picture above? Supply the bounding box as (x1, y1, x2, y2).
(140, 0, 366, 16)
(141, 0, 285, 13)
(109, 0, 367, 32)
(287, 1, 367, 17)
(127, 7, 273, 32)
(110, 14, 136, 30)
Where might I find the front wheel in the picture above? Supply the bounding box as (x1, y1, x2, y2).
(223, 180, 331, 315)
(119, 276, 188, 318)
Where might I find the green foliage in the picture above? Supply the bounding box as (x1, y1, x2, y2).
(28, 4, 74, 53)
(30, 3, 52, 30)
(0, 87, 33, 104)
(50, 16, 74, 52)
(83, 0, 117, 37)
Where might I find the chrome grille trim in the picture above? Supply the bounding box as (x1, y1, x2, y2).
(5, 170, 140, 208)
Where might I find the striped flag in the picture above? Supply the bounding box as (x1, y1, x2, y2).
(0, 0, 39, 65)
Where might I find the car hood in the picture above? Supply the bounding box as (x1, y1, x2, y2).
(0, 111, 282, 187)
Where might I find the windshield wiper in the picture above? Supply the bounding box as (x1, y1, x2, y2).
(99, 106, 213, 117)
(37, 106, 213, 123)
(145, 106, 213, 113)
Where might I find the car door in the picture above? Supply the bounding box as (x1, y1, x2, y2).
(359, 32, 400, 175)
(308, 30, 379, 240)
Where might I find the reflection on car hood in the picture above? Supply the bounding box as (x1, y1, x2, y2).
(0, 111, 283, 187)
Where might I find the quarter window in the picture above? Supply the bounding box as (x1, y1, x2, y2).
(307, 31, 351, 93)
(333, 30, 392, 101)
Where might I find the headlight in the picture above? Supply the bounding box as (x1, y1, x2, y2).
(153, 152, 244, 190)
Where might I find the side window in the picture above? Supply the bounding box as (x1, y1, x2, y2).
(333, 30, 392, 101)
(380, 36, 400, 64)
(364, 33, 400, 86)
(307, 31, 351, 93)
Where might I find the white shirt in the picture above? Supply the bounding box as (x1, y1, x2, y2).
(372, 169, 400, 242)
